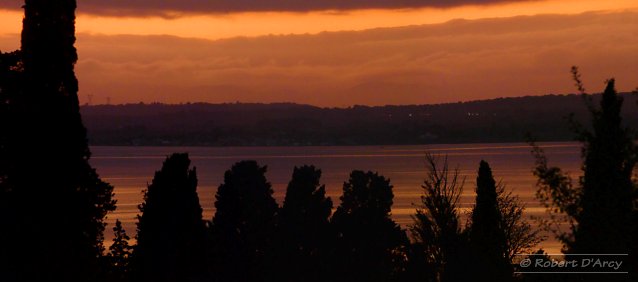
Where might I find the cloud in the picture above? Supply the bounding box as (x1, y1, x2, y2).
(0, 0, 532, 16)
(2, 11, 637, 106)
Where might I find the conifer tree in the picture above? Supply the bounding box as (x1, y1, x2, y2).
(0, 50, 21, 273)
(531, 71, 637, 280)
(331, 170, 408, 282)
(275, 165, 333, 282)
(133, 153, 207, 282)
(468, 161, 513, 281)
(105, 220, 133, 282)
(1, 1, 115, 280)
(210, 160, 278, 282)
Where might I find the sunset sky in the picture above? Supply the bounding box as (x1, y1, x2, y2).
(0, 0, 637, 106)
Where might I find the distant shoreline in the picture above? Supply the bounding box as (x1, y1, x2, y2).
(82, 93, 638, 147)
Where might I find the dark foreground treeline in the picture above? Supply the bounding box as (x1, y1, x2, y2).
(107, 153, 537, 282)
(1, 1, 637, 282)
(80, 93, 638, 146)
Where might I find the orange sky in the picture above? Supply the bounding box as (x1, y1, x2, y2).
(0, 0, 637, 106)
(1, 0, 637, 40)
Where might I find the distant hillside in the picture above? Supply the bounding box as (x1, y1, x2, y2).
(81, 93, 638, 146)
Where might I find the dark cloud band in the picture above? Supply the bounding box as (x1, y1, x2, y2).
(1, 0, 532, 16)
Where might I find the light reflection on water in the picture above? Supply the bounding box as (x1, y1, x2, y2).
(91, 142, 582, 254)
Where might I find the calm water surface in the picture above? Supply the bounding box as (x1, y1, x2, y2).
(91, 142, 582, 253)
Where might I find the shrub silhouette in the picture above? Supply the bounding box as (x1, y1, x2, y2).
(274, 165, 333, 282)
(331, 170, 408, 282)
(210, 160, 278, 282)
(0, 1, 115, 280)
(132, 153, 207, 282)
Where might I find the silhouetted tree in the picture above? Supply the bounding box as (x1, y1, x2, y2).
(210, 160, 278, 282)
(410, 154, 468, 282)
(331, 170, 408, 282)
(103, 219, 132, 282)
(1, 1, 115, 280)
(0, 50, 21, 276)
(531, 70, 638, 280)
(467, 161, 513, 281)
(0, 50, 21, 177)
(274, 165, 333, 282)
(132, 153, 207, 282)
(497, 185, 541, 262)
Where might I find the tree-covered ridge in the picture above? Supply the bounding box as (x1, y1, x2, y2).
(80, 93, 638, 146)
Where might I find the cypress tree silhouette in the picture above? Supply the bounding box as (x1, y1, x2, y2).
(0, 51, 21, 179)
(410, 154, 468, 282)
(104, 219, 133, 282)
(531, 72, 637, 281)
(132, 153, 207, 282)
(210, 160, 278, 282)
(1, 1, 115, 280)
(331, 170, 408, 282)
(274, 165, 333, 282)
(575, 79, 635, 254)
(468, 160, 513, 281)
(0, 50, 22, 274)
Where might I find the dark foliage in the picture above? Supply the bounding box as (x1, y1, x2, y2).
(531, 73, 638, 281)
(0, 50, 21, 277)
(210, 161, 278, 282)
(397, 243, 437, 282)
(132, 153, 207, 282)
(331, 170, 408, 282)
(0, 1, 115, 280)
(274, 165, 334, 282)
(574, 80, 636, 253)
(468, 161, 514, 281)
(0, 50, 21, 180)
(410, 154, 468, 282)
(103, 219, 133, 282)
(496, 187, 541, 262)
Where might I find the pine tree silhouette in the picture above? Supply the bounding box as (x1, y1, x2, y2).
(1, 1, 115, 280)
(331, 170, 408, 282)
(210, 160, 278, 282)
(132, 153, 207, 282)
(274, 165, 333, 282)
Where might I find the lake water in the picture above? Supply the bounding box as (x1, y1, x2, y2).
(91, 142, 582, 253)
